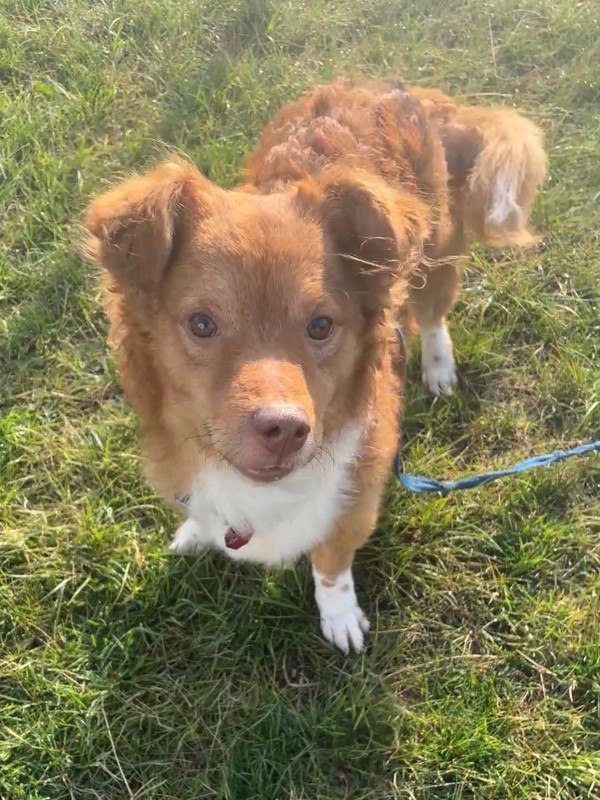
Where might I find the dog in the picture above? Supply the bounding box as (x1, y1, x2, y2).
(84, 79, 546, 652)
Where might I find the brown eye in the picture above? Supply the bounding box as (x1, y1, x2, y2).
(189, 313, 218, 338)
(307, 316, 333, 341)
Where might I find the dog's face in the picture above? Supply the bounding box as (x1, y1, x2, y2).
(85, 161, 427, 484)
(155, 189, 359, 483)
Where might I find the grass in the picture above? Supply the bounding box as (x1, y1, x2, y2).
(1, 0, 599, 797)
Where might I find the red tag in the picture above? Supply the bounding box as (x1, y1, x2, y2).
(224, 528, 252, 550)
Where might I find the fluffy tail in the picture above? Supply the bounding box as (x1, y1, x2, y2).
(443, 105, 547, 247)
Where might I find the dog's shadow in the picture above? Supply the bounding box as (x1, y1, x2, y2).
(38, 534, 404, 793)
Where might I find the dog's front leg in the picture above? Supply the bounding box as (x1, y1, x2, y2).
(310, 490, 381, 653)
(170, 517, 206, 554)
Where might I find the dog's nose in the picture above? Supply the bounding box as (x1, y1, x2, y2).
(251, 406, 311, 456)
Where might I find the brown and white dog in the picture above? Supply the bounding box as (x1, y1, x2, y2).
(84, 79, 546, 652)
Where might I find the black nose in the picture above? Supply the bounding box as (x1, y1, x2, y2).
(251, 406, 311, 456)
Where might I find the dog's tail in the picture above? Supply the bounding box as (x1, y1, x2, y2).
(442, 106, 547, 247)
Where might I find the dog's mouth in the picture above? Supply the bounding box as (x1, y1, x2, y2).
(212, 426, 321, 485)
(235, 464, 296, 484)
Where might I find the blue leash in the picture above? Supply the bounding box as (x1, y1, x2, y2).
(393, 327, 599, 495)
(395, 441, 600, 495)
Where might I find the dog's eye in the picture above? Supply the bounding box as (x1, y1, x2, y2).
(307, 316, 333, 341)
(189, 313, 218, 338)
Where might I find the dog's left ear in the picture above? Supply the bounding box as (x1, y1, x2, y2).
(298, 170, 429, 312)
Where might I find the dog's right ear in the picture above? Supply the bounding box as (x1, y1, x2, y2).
(84, 160, 209, 292)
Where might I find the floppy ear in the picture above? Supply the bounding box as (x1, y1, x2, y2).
(84, 160, 208, 292)
(299, 170, 430, 312)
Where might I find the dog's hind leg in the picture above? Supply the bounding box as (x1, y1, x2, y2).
(442, 106, 547, 248)
(411, 104, 546, 395)
(409, 254, 462, 396)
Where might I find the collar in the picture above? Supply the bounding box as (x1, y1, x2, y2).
(175, 493, 253, 550)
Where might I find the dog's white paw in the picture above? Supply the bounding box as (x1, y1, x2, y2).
(312, 565, 369, 653)
(421, 323, 457, 396)
(170, 518, 205, 555)
(422, 356, 457, 395)
(320, 606, 370, 654)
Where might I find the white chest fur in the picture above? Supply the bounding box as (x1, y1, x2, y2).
(170, 423, 364, 566)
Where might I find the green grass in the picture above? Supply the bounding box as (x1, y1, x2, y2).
(1, 0, 599, 797)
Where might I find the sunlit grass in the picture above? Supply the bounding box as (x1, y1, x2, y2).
(1, 1, 599, 797)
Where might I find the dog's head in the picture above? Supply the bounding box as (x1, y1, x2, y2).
(85, 159, 427, 485)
